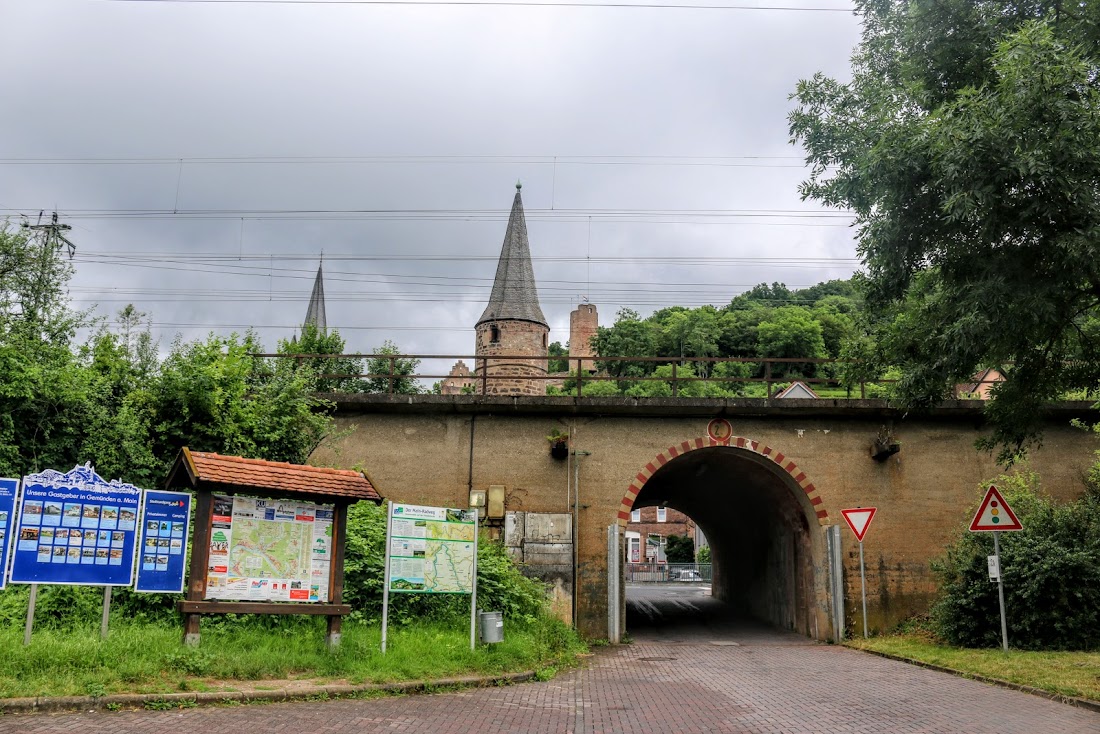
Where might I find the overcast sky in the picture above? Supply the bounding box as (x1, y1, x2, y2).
(2, 0, 862, 377)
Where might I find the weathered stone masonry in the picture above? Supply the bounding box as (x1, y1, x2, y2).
(313, 395, 1098, 641)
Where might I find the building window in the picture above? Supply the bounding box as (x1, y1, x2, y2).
(490, 325, 500, 344)
(657, 507, 667, 522)
(631, 509, 641, 522)
(543, 332, 547, 348)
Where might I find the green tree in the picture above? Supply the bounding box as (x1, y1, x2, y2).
(790, 4, 1100, 461)
(0, 223, 92, 476)
(278, 323, 365, 393)
(756, 307, 826, 379)
(594, 309, 661, 379)
(547, 341, 569, 373)
(665, 534, 695, 564)
(364, 340, 421, 395)
(150, 332, 332, 467)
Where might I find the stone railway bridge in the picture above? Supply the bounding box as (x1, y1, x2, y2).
(311, 394, 1098, 641)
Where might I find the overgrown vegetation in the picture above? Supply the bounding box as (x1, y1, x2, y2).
(790, 1, 1100, 461)
(929, 471, 1100, 650)
(0, 618, 584, 698)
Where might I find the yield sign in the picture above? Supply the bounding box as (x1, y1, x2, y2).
(841, 507, 877, 542)
(969, 485, 1023, 532)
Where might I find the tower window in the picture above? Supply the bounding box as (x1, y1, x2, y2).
(490, 325, 500, 344)
(543, 333, 547, 348)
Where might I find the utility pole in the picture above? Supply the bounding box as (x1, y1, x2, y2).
(19, 211, 76, 321)
(23, 211, 76, 259)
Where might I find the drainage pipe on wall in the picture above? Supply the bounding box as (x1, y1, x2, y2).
(572, 442, 592, 629)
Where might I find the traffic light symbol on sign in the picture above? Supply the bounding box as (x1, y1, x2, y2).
(969, 485, 1023, 532)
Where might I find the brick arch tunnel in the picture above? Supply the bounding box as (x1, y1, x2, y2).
(619, 439, 827, 636)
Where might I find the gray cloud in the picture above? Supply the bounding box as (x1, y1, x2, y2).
(1, 0, 862, 363)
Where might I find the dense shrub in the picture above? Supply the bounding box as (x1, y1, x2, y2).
(930, 471, 1100, 650)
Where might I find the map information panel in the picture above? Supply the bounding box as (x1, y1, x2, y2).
(205, 495, 334, 602)
(387, 503, 476, 594)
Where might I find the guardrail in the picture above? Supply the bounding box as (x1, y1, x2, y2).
(626, 563, 713, 583)
(252, 353, 922, 398)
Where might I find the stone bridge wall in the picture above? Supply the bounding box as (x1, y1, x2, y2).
(311, 395, 1097, 639)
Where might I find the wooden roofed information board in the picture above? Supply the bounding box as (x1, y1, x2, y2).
(166, 448, 381, 647)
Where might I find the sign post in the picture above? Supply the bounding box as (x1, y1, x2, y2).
(382, 502, 478, 653)
(969, 485, 1023, 652)
(840, 507, 877, 638)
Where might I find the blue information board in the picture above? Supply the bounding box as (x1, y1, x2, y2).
(9, 464, 143, 586)
(0, 478, 18, 590)
(135, 489, 192, 593)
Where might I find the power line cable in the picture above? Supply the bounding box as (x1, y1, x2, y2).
(104, 0, 855, 12)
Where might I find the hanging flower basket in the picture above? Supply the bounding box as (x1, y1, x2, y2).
(547, 429, 570, 459)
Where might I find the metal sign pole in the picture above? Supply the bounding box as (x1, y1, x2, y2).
(381, 500, 393, 654)
(101, 586, 112, 640)
(470, 511, 479, 651)
(23, 583, 37, 646)
(993, 532, 1008, 651)
(859, 540, 868, 638)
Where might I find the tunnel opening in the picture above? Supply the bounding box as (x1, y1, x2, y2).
(624, 445, 819, 637)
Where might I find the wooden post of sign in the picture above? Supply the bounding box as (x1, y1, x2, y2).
(326, 503, 348, 649)
(183, 491, 214, 646)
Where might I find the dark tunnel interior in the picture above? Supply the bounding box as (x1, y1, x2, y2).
(630, 446, 816, 635)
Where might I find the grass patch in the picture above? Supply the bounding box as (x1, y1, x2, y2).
(848, 634, 1100, 702)
(0, 616, 585, 699)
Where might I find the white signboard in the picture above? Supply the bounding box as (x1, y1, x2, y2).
(386, 503, 476, 594)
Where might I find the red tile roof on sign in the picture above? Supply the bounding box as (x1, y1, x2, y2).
(176, 448, 380, 502)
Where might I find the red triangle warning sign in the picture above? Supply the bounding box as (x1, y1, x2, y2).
(841, 507, 877, 542)
(969, 485, 1023, 532)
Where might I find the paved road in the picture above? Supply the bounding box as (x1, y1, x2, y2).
(6, 590, 1098, 733)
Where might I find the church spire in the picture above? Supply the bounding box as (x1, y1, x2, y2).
(477, 184, 548, 327)
(303, 260, 327, 334)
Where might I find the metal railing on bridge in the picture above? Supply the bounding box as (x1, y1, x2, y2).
(625, 563, 713, 583)
(251, 353, 927, 399)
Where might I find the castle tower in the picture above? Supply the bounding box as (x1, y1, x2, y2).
(474, 183, 549, 395)
(302, 261, 327, 335)
(569, 303, 598, 374)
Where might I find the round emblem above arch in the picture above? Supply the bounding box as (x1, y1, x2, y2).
(616, 429, 829, 527)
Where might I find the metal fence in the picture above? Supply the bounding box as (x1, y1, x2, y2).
(625, 563, 713, 583)
(253, 353, 921, 399)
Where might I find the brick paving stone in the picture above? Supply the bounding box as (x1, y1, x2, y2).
(4, 594, 1098, 734)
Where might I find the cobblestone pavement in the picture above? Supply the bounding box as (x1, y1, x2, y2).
(6, 592, 1098, 733)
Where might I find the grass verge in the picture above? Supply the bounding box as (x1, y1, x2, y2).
(0, 616, 585, 699)
(847, 635, 1100, 703)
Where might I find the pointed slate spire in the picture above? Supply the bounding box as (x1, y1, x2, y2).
(303, 260, 327, 333)
(477, 183, 548, 327)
